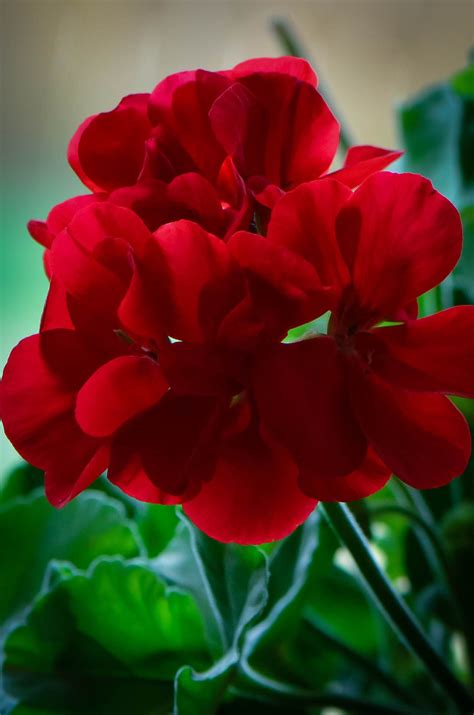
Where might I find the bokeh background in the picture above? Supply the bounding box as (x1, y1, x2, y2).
(1, 0, 473, 471)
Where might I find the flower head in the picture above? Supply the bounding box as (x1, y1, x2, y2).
(1, 57, 471, 545)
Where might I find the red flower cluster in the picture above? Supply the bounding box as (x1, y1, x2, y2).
(1, 57, 472, 544)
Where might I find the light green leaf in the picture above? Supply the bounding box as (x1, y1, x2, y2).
(3, 558, 210, 714)
(155, 513, 269, 656)
(135, 503, 180, 557)
(155, 514, 269, 714)
(0, 490, 143, 625)
(454, 204, 474, 303)
(244, 511, 319, 667)
(398, 84, 464, 204)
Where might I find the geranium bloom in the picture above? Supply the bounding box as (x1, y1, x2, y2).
(0, 182, 394, 543)
(28, 56, 400, 262)
(246, 172, 473, 495)
(3, 171, 470, 544)
(1, 202, 324, 543)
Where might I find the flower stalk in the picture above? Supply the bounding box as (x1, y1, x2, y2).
(322, 501, 474, 713)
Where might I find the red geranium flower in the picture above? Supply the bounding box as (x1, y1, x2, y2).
(2, 171, 472, 544)
(28, 56, 400, 262)
(244, 172, 473, 496)
(2, 202, 330, 543)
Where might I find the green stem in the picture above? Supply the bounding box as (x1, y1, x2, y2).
(370, 503, 451, 582)
(272, 17, 355, 153)
(321, 502, 474, 713)
(304, 612, 417, 706)
(240, 661, 425, 715)
(390, 481, 448, 578)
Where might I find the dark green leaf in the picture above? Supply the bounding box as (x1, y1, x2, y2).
(174, 654, 236, 715)
(398, 84, 464, 204)
(451, 63, 474, 98)
(454, 204, 474, 303)
(0, 463, 44, 505)
(155, 514, 269, 713)
(244, 512, 319, 672)
(3, 558, 209, 714)
(155, 513, 269, 656)
(0, 491, 143, 625)
(135, 503, 180, 557)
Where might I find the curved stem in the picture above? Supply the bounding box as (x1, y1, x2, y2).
(370, 502, 451, 582)
(304, 611, 416, 706)
(271, 17, 354, 153)
(321, 502, 474, 714)
(240, 660, 425, 715)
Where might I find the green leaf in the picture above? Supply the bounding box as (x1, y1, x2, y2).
(155, 513, 269, 656)
(3, 558, 210, 714)
(442, 503, 474, 665)
(244, 512, 319, 670)
(0, 463, 44, 506)
(155, 514, 269, 714)
(304, 519, 381, 654)
(397, 62, 474, 308)
(398, 83, 464, 204)
(451, 63, 474, 98)
(0, 491, 143, 625)
(135, 503, 180, 557)
(454, 204, 474, 303)
(174, 654, 236, 715)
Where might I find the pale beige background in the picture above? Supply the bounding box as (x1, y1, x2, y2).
(1, 0, 473, 470)
(2, 0, 474, 165)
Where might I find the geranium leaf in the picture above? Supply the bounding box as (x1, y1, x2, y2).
(0, 490, 143, 625)
(2, 558, 210, 714)
(154, 513, 269, 713)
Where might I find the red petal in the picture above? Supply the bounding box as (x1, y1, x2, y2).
(159, 341, 245, 396)
(161, 70, 229, 180)
(46, 444, 110, 507)
(167, 173, 225, 235)
(109, 394, 223, 499)
(217, 157, 253, 238)
(149, 70, 198, 123)
(299, 449, 391, 501)
(327, 145, 403, 188)
(39, 329, 108, 388)
(109, 180, 170, 231)
(107, 455, 183, 505)
(51, 231, 129, 319)
(336, 173, 463, 320)
(282, 82, 339, 187)
(184, 421, 317, 544)
(253, 337, 367, 477)
(209, 82, 265, 179)
(229, 230, 332, 334)
(75, 356, 168, 438)
(118, 239, 170, 346)
(65, 202, 150, 255)
(153, 220, 242, 342)
(47, 194, 106, 236)
(360, 306, 474, 398)
(248, 178, 285, 209)
(27, 220, 52, 248)
(229, 56, 318, 86)
(348, 359, 471, 489)
(267, 179, 351, 293)
(210, 74, 338, 188)
(40, 278, 74, 331)
(0, 334, 107, 506)
(68, 94, 151, 192)
(51, 204, 151, 323)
